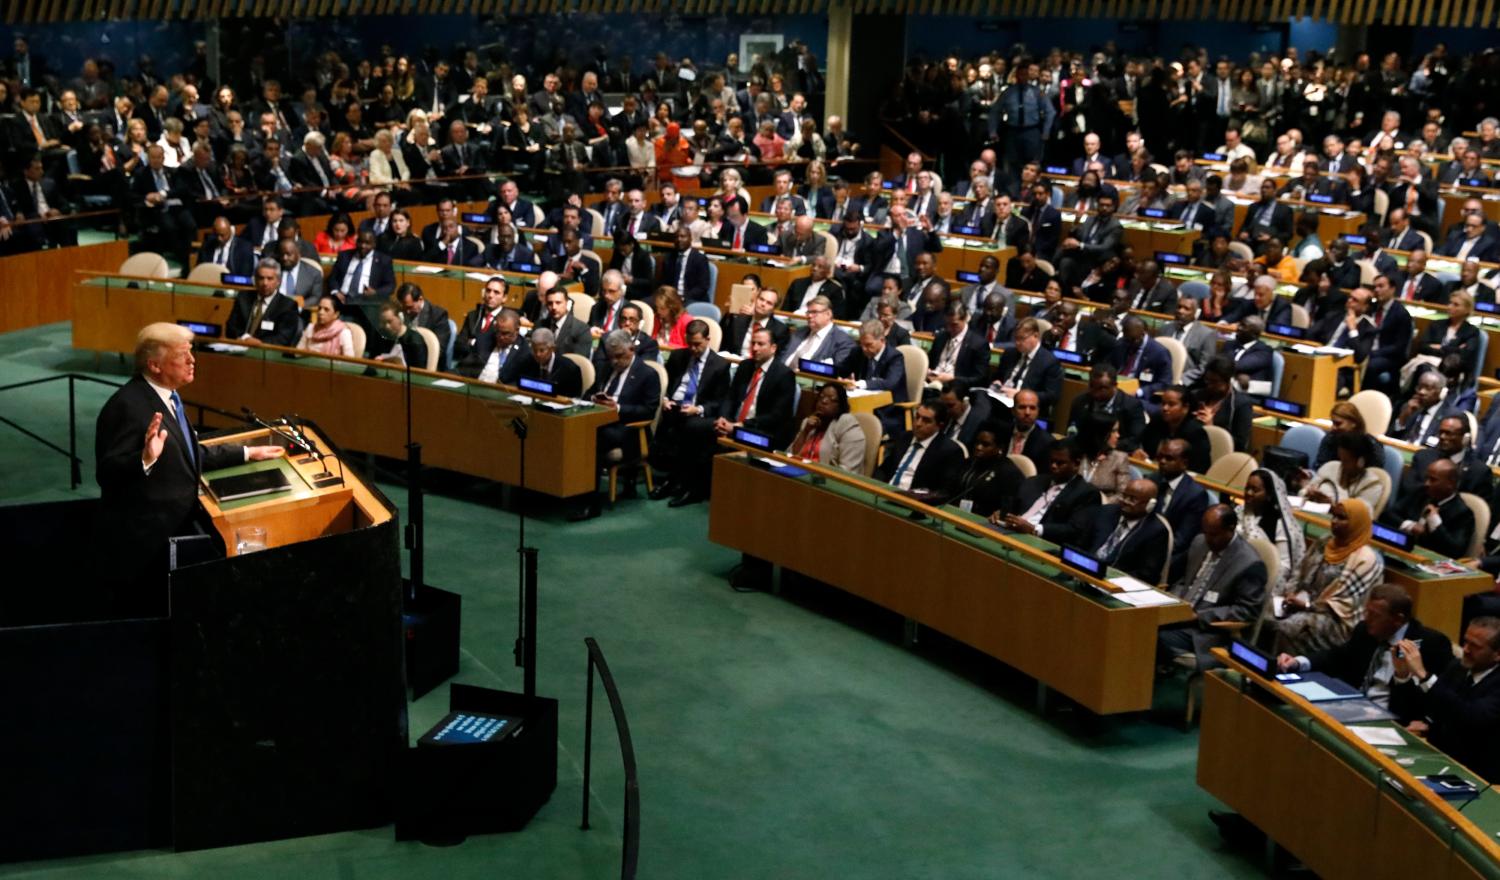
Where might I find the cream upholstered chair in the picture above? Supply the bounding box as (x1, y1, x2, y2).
(186, 262, 229, 283)
(894, 345, 929, 431)
(1154, 335, 1188, 383)
(854, 412, 884, 476)
(569, 292, 596, 323)
(409, 326, 441, 371)
(1008, 454, 1037, 478)
(563, 353, 596, 394)
(1349, 389, 1393, 436)
(1201, 425, 1235, 465)
(120, 251, 171, 278)
(1204, 452, 1257, 493)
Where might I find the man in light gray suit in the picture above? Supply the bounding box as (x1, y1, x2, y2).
(1165, 295, 1221, 385)
(274, 238, 323, 305)
(1157, 504, 1267, 670)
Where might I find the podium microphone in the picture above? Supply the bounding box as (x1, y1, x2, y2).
(242, 407, 317, 460)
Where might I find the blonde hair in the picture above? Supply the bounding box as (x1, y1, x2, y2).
(134, 322, 193, 373)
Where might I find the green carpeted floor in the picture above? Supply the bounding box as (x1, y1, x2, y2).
(0, 323, 1263, 879)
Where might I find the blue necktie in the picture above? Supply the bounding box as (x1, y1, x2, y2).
(891, 439, 923, 487)
(170, 390, 196, 468)
(684, 358, 701, 402)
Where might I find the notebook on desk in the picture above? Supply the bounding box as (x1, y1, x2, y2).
(207, 469, 292, 503)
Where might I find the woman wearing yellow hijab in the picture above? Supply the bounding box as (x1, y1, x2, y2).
(1274, 499, 1384, 655)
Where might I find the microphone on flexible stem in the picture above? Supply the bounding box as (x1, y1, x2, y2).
(272, 415, 321, 465)
(280, 413, 345, 487)
(242, 406, 317, 459)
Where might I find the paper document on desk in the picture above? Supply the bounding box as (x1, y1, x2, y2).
(536, 400, 572, 411)
(465, 272, 492, 283)
(431, 379, 466, 389)
(847, 388, 884, 398)
(507, 394, 535, 405)
(1114, 590, 1178, 607)
(1312, 346, 1354, 356)
(985, 389, 1015, 408)
(411, 265, 445, 275)
(1289, 496, 1331, 515)
(1108, 575, 1155, 593)
(1348, 726, 1408, 747)
(205, 343, 250, 354)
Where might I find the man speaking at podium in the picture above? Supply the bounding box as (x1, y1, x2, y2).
(95, 323, 284, 613)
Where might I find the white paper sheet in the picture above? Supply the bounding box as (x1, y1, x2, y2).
(1348, 726, 1408, 747)
(1114, 590, 1179, 607)
(1108, 575, 1155, 593)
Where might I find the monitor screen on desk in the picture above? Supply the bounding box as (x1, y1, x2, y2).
(461, 212, 492, 226)
(1045, 165, 1069, 176)
(1475, 301, 1500, 315)
(1371, 523, 1413, 552)
(518, 377, 555, 396)
(1261, 397, 1306, 418)
(508, 262, 541, 274)
(1059, 547, 1104, 577)
(1141, 208, 1167, 219)
(956, 270, 982, 284)
(179, 320, 221, 337)
(953, 226, 982, 237)
(1230, 640, 1273, 676)
(220, 272, 252, 286)
(1342, 234, 1369, 246)
(702, 237, 727, 249)
(1155, 251, 1188, 265)
(733, 427, 773, 450)
(1306, 194, 1335, 204)
(1201, 152, 1226, 161)
(748, 243, 781, 256)
(1050, 348, 1088, 366)
(1268, 323, 1305, 339)
(799, 359, 837, 377)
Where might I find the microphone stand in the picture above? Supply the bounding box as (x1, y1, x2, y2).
(404, 364, 422, 605)
(489, 402, 538, 698)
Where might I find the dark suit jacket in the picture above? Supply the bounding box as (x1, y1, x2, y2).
(1399, 661, 1500, 782)
(539, 313, 593, 359)
(1224, 298, 1292, 327)
(329, 248, 396, 299)
(1022, 204, 1063, 257)
(287, 150, 338, 191)
(1064, 214, 1123, 266)
(516, 352, 585, 399)
(1381, 227, 1424, 252)
(663, 349, 732, 414)
(1380, 492, 1476, 559)
(1394, 271, 1447, 305)
(1402, 448, 1493, 503)
(1110, 337, 1173, 398)
(225, 291, 300, 346)
(455, 334, 529, 382)
(195, 234, 256, 277)
(1157, 474, 1210, 579)
(1008, 474, 1102, 549)
(784, 277, 847, 318)
(1226, 339, 1276, 384)
(423, 236, 485, 268)
(783, 325, 857, 373)
(659, 248, 713, 304)
(1045, 320, 1117, 364)
(1067, 390, 1146, 453)
(992, 346, 1064, 418)
(1091, 506, 1170, 585)
(1368, 300, 1415, 367)
(1308, 619, 1451, 724)
(1239, 200, 1294, 242)
(1437, 231, 1500, 263)
(1139, 416, 1212, 474)
(875, 433, 966, 497)
(95, 375, 245, 606)
(589, 355, 662, 424)
(721, 315, 790, 356)
(721, 359, 797, 449)
(927, 327, 992, 389)
(1125, 278, 1178, 313)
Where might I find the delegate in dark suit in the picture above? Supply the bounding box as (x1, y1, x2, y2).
(424, 236, 485, 267)
(1066, 390, 1146, 453)
(842, 341, 909, 437)
(195, 233, 256, 277)
(516, 350, 585, 399)
(1226, 339, 1276, 385)
(719, 357, 798, 450)
(1223, 297, 1292, 327)
(659, 247, 713, 304)
(875, 433, 965, 497)
(1238, 199, 1294, 245)
(1398, 655, 1500, 782)
(1366, 299, 1414, 395)
(721, 315, 791, 357)
(539, 312, 593, 359)
(1401, 447, 1493, 501)
(992, 345, 1063, 419)
(224, 291, 300, 346)
(328, 247, 397, 300)
(927, 326, 992, 389)
(1379, 492, 1475, 560)
(1006, 473, 1102, 549)
(783, 277, 847, 318)
(590, 354, 663, 458)
(94, 374, 247, 613)
(1157, 474, 1211, 580)
(1090, 505, 1170, 586)
(1111, 336, 1173, 399)
(1302, 616, 1451, 724)
(1160, 533, 1268, 669)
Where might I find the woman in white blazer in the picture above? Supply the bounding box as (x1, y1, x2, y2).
(368, 128, 412, 189)
(787, 383, 867, 473)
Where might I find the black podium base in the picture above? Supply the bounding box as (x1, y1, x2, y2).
(403, 582, 462, 701)
(395, 684, 558, 843)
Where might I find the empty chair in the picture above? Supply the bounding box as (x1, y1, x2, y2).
(1179, 280, 1211, 300)
(120, 252, 171, 278)
(685, 301, 722, 322)
(1204, 451, 1257, 493)
(1279, 423, 1326, 463)
(1349, 390, 1393, 439)
(854, 412, 884, 476)
(186, 262, 229, 283)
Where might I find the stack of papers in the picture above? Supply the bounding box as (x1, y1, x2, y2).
(431, 378, 466, 389)
(205, 343, 250, 354)
(847, 388, 884, 398)
(411, 265, 445, 275)
(1348, 726, 1407, 747)
(1108, 575, 1154, 592)
(1114, 590, 1179, 607)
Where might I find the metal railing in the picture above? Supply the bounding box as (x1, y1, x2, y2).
(580, 636, 640, 880)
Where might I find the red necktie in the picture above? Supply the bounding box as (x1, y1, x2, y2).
(1403, 280, 1416, 301)
(603, 304, 615, 332)
(629, 216, 638, 236)
(737, 367, 763, 422)
(447, 243, 456, 264)
(481, 311, 494, 332)
(101, 145, 115, 170)
(987, 324, 997, 344)
(734, 224, 744, 250)
(1060, 330, 1070, 348)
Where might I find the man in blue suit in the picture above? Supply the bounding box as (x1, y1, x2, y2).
(861, 205, 943, 299)
(1112, 317, 1174, 402)
(989, 317, 1063, 419)
(329, 231, 396, 303)
(196, 216, 256, 277)
(571, 328, 663, 521)
(843, 318, 909, 438)
(659, 227, 712, 304)
(1224, 318, 1277, 391)
(1365, 273, 1415, 398)
(1223, 275, 1292, 326)
(1090, 479, 1170, 585)
(1154, 438, 1210, 582)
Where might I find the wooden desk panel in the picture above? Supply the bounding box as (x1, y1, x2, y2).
(73, 280, 238, 354)
(0, 240, 130, 333)
(708, 454, 1190, 714)
(190, 351, 615, 498)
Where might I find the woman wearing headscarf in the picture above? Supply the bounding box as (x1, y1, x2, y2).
(1274, 498, 1383, 655)
(1240, 468, 1305, 598)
